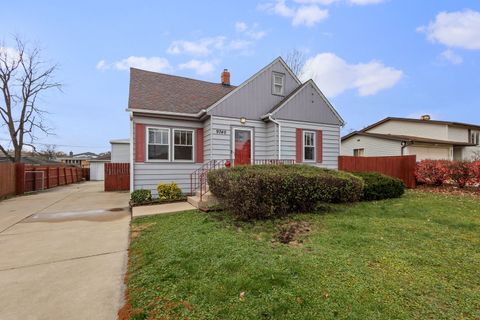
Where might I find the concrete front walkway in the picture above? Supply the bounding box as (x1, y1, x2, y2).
(132, 201, 195, 218)
(0, 181, 130, 320)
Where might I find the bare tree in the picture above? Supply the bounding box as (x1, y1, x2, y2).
(37, 144, 57, 160)
(284, 49, 306, 77)
(0, 36, 61, 163)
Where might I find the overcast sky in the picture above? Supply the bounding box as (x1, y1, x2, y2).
(2, 0, 480, 153)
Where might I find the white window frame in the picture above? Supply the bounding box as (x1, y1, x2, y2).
(146, 126, 170, 162)
(232, 127, 254, 165)
(172, 128, 195, 162)
(353, 148, 365, 157)
(272, 72, 285, 96)
(303, 130, 316, 162)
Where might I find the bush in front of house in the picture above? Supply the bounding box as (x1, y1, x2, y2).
(415, 160, 480, 188)
(351, 172, 405, 201)
(156, 182, 183, 201)
(207, 165, 363, 220)
(415, 160, 450, 186)
(130, 189, 152, 205)
(447, 161, 477, 188)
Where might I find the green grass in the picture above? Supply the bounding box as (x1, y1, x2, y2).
(126, 191, 480, 320)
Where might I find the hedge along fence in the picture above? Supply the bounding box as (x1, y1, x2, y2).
(351, 172, 405, 201)
(208, 165, 364, 220)
(415, 160, 480, 188)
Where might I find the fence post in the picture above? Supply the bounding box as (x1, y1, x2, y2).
(15, 163, 25, 195)
(45, 167, 50, 189)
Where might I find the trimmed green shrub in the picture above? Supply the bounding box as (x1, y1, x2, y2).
(157, 182, 182, 201)
(208, 165, 363, 220)
(352, 172, 405, 201)
(130, 189, 152, 205)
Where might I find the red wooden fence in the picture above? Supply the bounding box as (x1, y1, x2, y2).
(0, 163, 16, 198)
(338, 155, 417, 188)
(104, 163, 130, 191)
(12, 164, 88, 194)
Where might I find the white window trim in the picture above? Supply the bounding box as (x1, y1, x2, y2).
(232, 127, 254, 165)
(272, 72, 285, 96)
(303, 130, 316, 162)
(172, 128, 195, 163)
(146, 126, 171, 162)
(353, 148, 365, 157)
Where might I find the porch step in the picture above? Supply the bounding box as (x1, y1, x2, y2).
(195, 185, 209, 197)
(187, 191, 219, 211)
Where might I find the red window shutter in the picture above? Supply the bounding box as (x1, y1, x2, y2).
(196, 128, 204, 163)
(135, 123, 145, 162)
(296, 128, 303, 163)
(317, 130, 323, 163)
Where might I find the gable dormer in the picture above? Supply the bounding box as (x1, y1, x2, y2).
(207, 57, 300, 119)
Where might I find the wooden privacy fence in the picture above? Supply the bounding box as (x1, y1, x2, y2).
(104, 163, 130, 191)
(15, 164, 88, 195)
(338, 155, 417, 188)
(0, 163, 16, 198)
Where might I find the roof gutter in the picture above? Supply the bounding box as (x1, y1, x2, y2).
(126, 108, 207, 118)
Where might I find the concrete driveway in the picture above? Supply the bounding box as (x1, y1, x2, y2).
(0, 181, 130, 320)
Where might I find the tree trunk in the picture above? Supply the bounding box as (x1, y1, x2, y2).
(14, 147, 22, 163)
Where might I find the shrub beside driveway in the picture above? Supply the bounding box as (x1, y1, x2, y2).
(123, 191, 480, 319)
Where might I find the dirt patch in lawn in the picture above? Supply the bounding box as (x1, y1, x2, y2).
(130, 222, 156, 240)
(274, 221, 311, 246)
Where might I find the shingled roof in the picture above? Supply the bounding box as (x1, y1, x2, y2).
(128, 68, 236, 114)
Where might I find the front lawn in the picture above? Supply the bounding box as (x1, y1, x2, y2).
(123, 191, 480, 320)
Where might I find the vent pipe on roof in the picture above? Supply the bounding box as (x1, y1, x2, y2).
(221, 69, 230, 86)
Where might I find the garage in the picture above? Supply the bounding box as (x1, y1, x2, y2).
(89, 159, 110, 181)
(406, 145, 452, 161)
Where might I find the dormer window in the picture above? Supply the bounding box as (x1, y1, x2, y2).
(272, 72, 285, 96)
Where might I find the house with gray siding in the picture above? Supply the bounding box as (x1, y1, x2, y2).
(127, 57, 344, 196)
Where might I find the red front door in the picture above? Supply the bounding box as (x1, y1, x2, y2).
(234, 129, 251, 165)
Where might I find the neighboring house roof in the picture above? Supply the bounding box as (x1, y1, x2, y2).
(361, 117, 480, 132)
(90, 153, 111, 161)
(128, 68, 236, 114)
(342, 131, 476, 146)
(73, 152, 98, 158)
(110, 139, 130, 144)
(0, 156, 62, 165)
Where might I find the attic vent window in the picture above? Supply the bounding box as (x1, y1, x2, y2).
(272, 72, 285, 96)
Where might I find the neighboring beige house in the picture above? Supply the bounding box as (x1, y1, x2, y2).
(341, 116, 480, 161)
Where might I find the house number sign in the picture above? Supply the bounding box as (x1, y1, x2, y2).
(216, 129, 228, 135)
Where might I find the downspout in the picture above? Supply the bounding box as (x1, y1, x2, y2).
(401, 140, 412, 156)
(268, 114, 281, 159)
(129, 111, 134, 192)
(210, 115, 213, 161)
